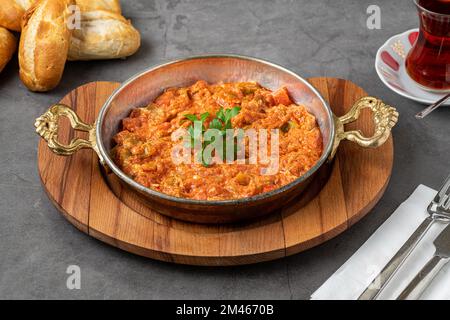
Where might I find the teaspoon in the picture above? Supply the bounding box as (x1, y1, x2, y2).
(415, 93, 450, 119)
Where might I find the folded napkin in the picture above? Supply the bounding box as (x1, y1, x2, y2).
(311, 185, 450, 300)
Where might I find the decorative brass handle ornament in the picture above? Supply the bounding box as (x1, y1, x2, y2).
(330, 97, 399, 159)
(34, 104, 103, 162)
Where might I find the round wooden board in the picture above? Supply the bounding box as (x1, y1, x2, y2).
(37, 78, 394, 266)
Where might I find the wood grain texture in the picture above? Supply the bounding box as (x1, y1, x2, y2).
(37, 78, 394, 266)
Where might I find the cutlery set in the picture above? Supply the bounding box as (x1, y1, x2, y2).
(359, 175, 450, 300)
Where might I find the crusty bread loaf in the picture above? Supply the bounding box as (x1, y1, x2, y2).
(75, 0, 121, 14)
(19, 0, 74, 92)
(0, 27, 17, 73)
(0, 0, 35, 31)
(68, 10, 140, 61)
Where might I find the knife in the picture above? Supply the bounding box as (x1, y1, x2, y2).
(397, 223, 450, 300)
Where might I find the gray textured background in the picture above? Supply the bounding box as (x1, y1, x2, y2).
(1, 0, 449, 300)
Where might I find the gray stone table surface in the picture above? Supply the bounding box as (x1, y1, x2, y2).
(0, 0, 449, 299)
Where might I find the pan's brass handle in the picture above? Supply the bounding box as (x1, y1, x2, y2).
(35, 104, 101, 158)
(330, 97, 399, 158)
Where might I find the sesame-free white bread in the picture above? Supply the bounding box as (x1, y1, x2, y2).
(68, 10, 140, 61)
(0, 0, 35, 31)
(75, 0, 121, 14)
(19, 0, 74, 92)
(0, 27, 17, 73)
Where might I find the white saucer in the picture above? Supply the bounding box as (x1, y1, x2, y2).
(375, 28, 450, 106)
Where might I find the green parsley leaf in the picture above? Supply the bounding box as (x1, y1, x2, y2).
(184, 114, 198, 122)
(229, 106, 241, 118)
(216, 108, 225, 122)
(200, 112, 210, 122)
(209, 118, 223, 130)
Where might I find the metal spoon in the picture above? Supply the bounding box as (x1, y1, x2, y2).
(415, 93, 450, 119)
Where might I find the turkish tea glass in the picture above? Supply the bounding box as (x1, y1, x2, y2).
(405, 0, 450, 92)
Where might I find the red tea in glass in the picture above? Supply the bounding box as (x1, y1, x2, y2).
(405, 0, 450, 91)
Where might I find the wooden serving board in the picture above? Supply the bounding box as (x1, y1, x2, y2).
(38, 78, 394, 266)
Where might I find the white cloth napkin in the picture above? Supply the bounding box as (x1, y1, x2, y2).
(311, 185, 450, 300)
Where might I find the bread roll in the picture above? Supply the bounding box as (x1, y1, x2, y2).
(75, 0, 121, 14)
(0, 0, 35, 31)
(0, 27, 17, 73)
(68, 10, 140, 61)
(19, 0, 74, 92)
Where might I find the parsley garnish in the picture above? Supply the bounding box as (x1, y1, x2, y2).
(184, 106, 241, 166)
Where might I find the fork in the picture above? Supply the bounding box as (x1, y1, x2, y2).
(428, 177, 450, 219)
(397, 190, 450, 300)
(358, 174, 450, 300)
